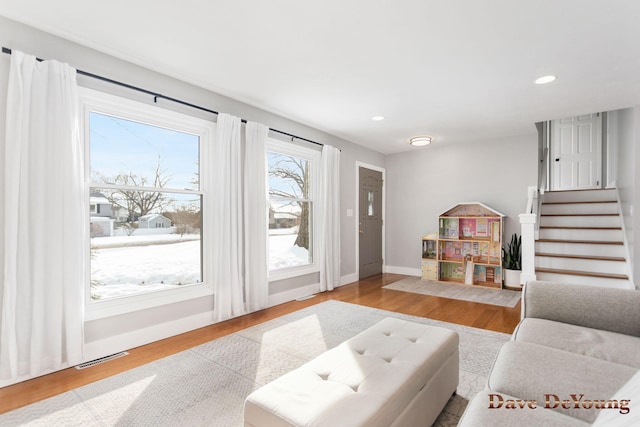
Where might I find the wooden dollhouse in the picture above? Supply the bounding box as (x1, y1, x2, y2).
(422, 203, 505, 289)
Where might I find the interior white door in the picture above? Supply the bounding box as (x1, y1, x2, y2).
(550, 114, 602, 190)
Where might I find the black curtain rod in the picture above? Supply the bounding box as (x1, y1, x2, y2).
(2, 47, 324, 148)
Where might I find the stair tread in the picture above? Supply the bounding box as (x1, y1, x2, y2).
(539, 226, 621, 230)
(542, 201, 617, 205)
(545, 189, 614, 193)
(535, 252, 626, 262)
(536, 239, 623, 245)
(536, 268, 628, 280)
(540, 213, 619, 217)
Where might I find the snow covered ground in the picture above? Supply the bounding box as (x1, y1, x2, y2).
(91, 233, 199, 248)
(268, 232, 310, 271)
(91, 239, 199, 300)
(91, 229, 309, 300)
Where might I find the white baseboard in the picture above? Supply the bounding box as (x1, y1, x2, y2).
(268, 283, 320, 307)
(267, 272, 359, 305)
(339, 272, 358, 286)
(83, 311, 215, 362)
(384, 265, 421, 276)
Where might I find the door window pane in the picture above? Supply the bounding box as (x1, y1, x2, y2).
(367, 191, 375, 216)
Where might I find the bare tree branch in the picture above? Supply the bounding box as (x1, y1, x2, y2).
(97, 157, 173, 222)
(268, 153, 310, 249)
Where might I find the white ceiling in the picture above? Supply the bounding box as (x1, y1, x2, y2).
(1, 0, 640, 154)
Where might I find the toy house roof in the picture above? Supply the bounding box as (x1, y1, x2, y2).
(439, 202, 506, 217)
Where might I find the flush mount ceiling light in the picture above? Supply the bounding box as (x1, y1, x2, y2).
(409, 136, 432, 146)
(371, 115, 385, 121)
(535, 75, 557, 85)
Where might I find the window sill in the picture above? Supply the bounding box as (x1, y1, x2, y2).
(268, 264, 319, 282)
(85, 283, 213, 321)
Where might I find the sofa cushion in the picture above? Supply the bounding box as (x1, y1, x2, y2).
(458, 390, 590, 427)
(487, 341, 637, 423)
(522, 281, 640, 337)
(513, 318, 640, 368)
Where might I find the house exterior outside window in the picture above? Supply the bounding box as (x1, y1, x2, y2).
(81, 88, 213, 320)
(267, 139, 320, 280)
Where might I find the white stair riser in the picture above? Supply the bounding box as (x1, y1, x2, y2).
(540, 215, 621, 228)
(541, 202, 618, 215)
(537, 189, 632, 288)
(534, 272, 632, 289)
(535, 257, 628, 275)
(542, 189, 617, 203)
(535, 241, 626, 258)
(538, 228, 622, 242)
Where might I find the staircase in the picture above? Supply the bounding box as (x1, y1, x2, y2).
(535, 188, 632, 288)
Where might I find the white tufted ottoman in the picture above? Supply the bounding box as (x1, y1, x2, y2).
(244, 317, 459, 427)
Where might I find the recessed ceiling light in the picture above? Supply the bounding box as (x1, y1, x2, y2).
(371, 116, 385, 121)
(409, 136, 432, 146)
(535, 75, 557, 85)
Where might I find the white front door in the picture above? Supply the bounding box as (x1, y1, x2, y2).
(550, 114, 602, 190)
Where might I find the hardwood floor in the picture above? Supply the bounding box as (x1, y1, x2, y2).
(0, 273, 521, 415)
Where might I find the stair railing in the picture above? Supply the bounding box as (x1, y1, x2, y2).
(520, 192, 537, 287)
(613, 187, 634, 286)
(535, 146, 549, 234)
(518, 147, 548, 287)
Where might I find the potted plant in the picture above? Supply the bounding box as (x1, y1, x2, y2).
(502, 233, 522, 289)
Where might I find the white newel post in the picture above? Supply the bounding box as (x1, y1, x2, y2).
(519, 213, 537, 286)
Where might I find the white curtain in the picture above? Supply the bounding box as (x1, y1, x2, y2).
(318, 145, 341, 292)
(1, 51, 85, 380)
(244, 122, 269, 312)
(210, 113, 268, 322)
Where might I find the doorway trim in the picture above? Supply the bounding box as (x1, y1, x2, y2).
(549, 114, 603, 191)
(355, 161, 386, 279)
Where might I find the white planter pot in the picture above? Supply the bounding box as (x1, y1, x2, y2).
(504, 269, 522, 289)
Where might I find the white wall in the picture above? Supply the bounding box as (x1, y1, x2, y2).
(635, 107, 640, 288)
(0, 16, 384, 367)
(611, 107, 640, 287)
(384, 134, 538, 275)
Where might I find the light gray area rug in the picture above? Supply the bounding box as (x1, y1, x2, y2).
(0, 300, 510, 427)
(383, 276, 522, 308)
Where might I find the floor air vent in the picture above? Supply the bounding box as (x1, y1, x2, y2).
(75, 351, 129, 370)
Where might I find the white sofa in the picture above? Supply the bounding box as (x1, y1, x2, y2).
(458, 281, 640, 426)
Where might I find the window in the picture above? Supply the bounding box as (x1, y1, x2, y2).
(368, 191, 375, 216)
(267, 140, 320, 279)
(81, 89, 213, 318)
